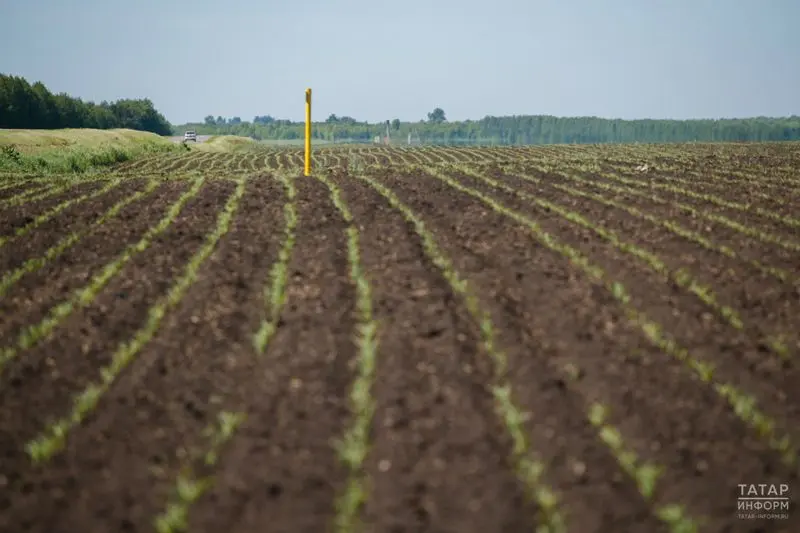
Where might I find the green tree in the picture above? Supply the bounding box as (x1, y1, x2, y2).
(0, 73, 172, 134)
(427, 107, 446, 124)
(170, 110, 800, 145)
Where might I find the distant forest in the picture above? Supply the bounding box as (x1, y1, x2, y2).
(177, 110, 800, 145)
(2, 73, 798, 145)
(0, 74, 172, 135)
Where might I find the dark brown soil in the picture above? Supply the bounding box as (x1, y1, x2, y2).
(498, 167, 800, 364)
(0, 180, 191, 340)
(379, 168, 795, 532)
(0, 181, 46, 200)
(0, 181, 233, 523)
(188, 176, 356, 533)
(0, 180, 105, 239)
(516, 160, 800, 276)
(374, 170, 671, 532)
(597, 161, 800, 218)
(333, 174, 540, 533)
(445, 167, 800, 432)
(582, 171, 800, 269)
(0, 176, 285, 533)
(0, 178, 148, 274)
(2, 143, 799, 533)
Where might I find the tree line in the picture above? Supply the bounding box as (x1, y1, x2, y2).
(177, 107, 800, 145)
(2, 73, 798, 145)
(0, 73, 172, 135)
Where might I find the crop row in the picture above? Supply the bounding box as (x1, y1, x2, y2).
(513, 159, 800, 261)
(461, 164, 797, 358)
(3, 154, 797, 530)
(378, 167, 795, 525)
(1, 178, 206, 378)
(4, 171, 685, 530)
(0, 178, 161, 298)
(415, 166, 796, 462)
(105, 143, 799, 186)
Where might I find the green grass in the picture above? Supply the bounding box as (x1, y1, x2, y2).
(0, 128, 181, 173)
(191, 135, 259, 153)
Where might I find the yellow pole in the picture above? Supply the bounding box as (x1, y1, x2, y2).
(304, 88, 312, 176)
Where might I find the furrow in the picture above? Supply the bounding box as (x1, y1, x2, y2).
(422, 169, 798, 470)
(0, 177, 108, 210)
(530, 161, 800, 256)
(591, 166, 800, 236)
(353, 172, 567, 533)
(154, 411, 246, 533)
(502, 164, 793, 285)
(252, 172, 298, 354)
(447, 165, 792, 362)
(0, 178, 161, 297)
(0, 178, 124, 249)
(0, 177, 206, 374)
(24, 177, 246, 462)
(315, 173, 380, 532)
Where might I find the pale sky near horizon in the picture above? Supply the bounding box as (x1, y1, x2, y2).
(1, 0, 797, 125)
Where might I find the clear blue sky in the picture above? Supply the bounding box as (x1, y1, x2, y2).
(1, 0, 797, 124)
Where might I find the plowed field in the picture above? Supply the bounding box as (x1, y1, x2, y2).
(1, 142, 799, 533)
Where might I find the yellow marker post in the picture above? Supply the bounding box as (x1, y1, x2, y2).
(304, 88, 312, 176)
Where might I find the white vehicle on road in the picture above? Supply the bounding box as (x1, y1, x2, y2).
(183, 130, 197, 142)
